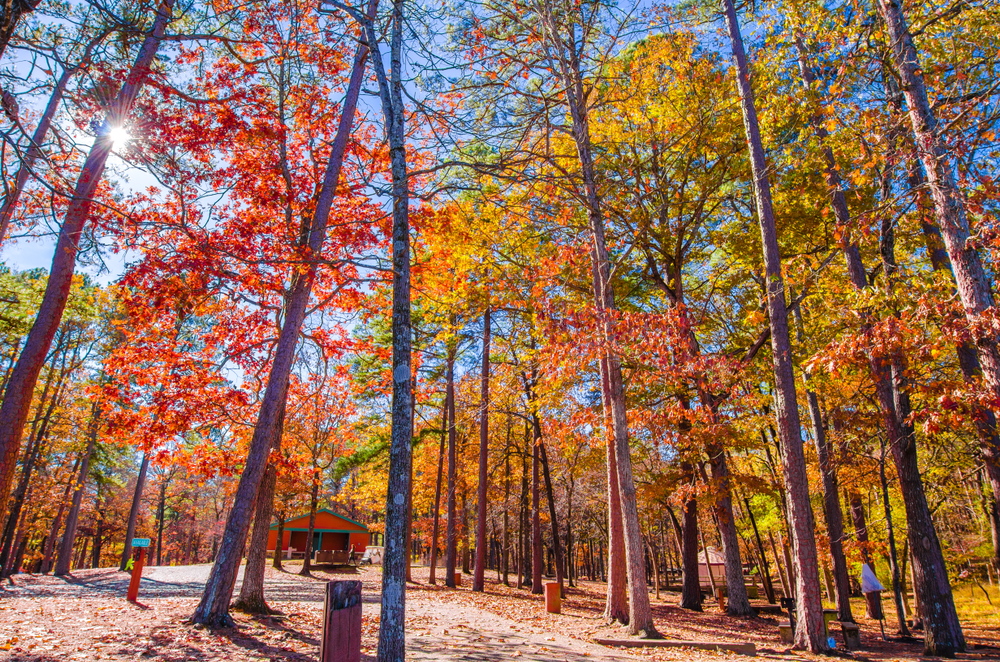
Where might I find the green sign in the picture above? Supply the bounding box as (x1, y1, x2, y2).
(131, 538, 151, 548)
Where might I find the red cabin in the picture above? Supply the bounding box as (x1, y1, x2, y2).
(268, 509, 369, 560)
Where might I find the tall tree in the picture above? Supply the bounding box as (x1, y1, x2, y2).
(720, 0, 826, 649)
(0, 0, 176, 518)
(191, 19, 371, 627)
(473, 306, 491, 591)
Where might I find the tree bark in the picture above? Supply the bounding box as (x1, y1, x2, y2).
(599, 358, 629, 622)
(119, 452, 150, 571)
(366, 0, 412, 655)
(234, 462, 278, 613)
(531, 433, 542, 594)
(722, 0, 825, 649)
(273, 507, 285, 570)
(474, 306, 490, 592)
(0, 0, 175, 515)
(300, 475, 320, 575)
(539, 437, 565, 596)
(445, 346, 458, 587)
(42, 455, 81, 573)
(791, 298, 853, 622)
(54, 400, 101, 576)
(429, 383, 449, 585)
(192, 27, 370, 628)
(706, 445, 754, 615)
(0, 0, 41, 61)
(676, 488, 703, 610)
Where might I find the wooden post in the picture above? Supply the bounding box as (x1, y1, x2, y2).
(320, 580, 362, 662)
(545, 581, 561, 613)
(127, 548, 145, 603)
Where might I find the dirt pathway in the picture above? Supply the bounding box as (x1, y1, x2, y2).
(1, 564, 635, 661)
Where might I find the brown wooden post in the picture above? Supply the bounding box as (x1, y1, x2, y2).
(320, 580, 362, 662)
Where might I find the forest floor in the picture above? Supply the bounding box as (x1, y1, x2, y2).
(1, 563, 998, 661)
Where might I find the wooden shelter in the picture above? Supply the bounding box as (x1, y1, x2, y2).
(267, 509, 369, 560)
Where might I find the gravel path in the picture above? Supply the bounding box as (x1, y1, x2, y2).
(2, 564, 634, 661)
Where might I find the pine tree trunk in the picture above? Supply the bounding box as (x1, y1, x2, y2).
(234, 462, 277, 613)
(0, 30, 108, 245)
(721, 0, 825, 649)
(300, 478, 320, 575)
(273, 508, 285, 570)
(429, 386, 449, 585)
(678, 491, 703, 610)
(706, 445, 754, 615)
(539, 437, 565, 596)
(0, 0, 175, 513)
(1, 333, 65, 572)
(599, 358, 630, 622)
(906, 145, 1000, 576)
(531, 435, 542, 594)
(473, 307, 490, 592)
(445, 348, 458, 587)
(367, 0, 412, 654)
(791, 299, 853, 622)
(848, 491, 872, 566)
(192, 33, 369, 628)
(502, 433, 510, 586)
(517, 438, 529, 589)
(876, 7, 995, 646)
(155, 479, 167, 566)
(42, 455, 80, 573)
(54, 400, 101, 576)
(119, 452, 150, 571)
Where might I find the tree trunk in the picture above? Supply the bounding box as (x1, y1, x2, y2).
(119, 452, 150, 571)
(848, 490, 872, 566)
(1, 334, 66, 572)
(904, 133, 1000, 578)
(192, 31, 369, 628)
(876, 10, 991, 652)
(0, 0, 41, 61)
(234, 461, 278, 613)
(273, 507, 285, 570)
(706, 445, 753, 616)
(300, 476, 320, 575)
(0, 0, 175, 513)
(517, 438, 528, 589)
(0, 30, 108, 245)
(599, 359, 629, 622)
(445, 347, 458, 588)
(54, 400, 101, 576)
(674, 495, 703, 610)
(474, 306, 490, 592)
(502, 432, 510, 586)
(722, 0, 825, 649)
(743, 498, 775, 603)
(42, 455, 80, 573)
(366, 0, 412, 655)
(791, 299, 853, 622)
(531, 433, 542, 594)
(539, 437, 565, 596)
(155, 478, 167, 566)
(429, 382, 449, 585)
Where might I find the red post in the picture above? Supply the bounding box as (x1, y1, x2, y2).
(127, 547, 145, 602)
